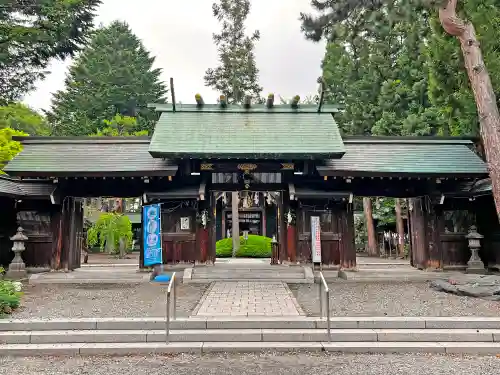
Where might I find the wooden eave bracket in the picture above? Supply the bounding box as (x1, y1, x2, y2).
(199, 182, 207, 201)
(288, 183, 296, 200)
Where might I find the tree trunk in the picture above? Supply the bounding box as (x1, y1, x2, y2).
(231, 192, 240, 256)
(363, 197, 378, 256)
(439, 0, 500, 221)
(119, 237, 125, 259)
(395, 198, 405, 258)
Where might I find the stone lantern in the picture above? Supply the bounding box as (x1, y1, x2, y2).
(465, 225, 485, 274)
(6, 227, 28, 279)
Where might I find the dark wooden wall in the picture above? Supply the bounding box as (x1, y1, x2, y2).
(295, 200, 356, 267)
(0, 198, 78, 270)
(161, 205, 197, 264)
(408, 196, 497, 270)
(0, 197, 17, 267)
(475, 195, 500, 267)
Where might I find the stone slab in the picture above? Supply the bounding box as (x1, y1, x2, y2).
(79, 342, 203, 355)
(262, 329, 377, 342)
(321, 342, 446, 354)
(0, 343, 84, 356)
(30, 330, 148, 344)
(201, 342, 324, 353)
(205, 318, 316, 330)
(376, 329, 495, 342)
(95, 318, 205, 330)
(0, 318, 98, 331)
(443, 342, 500, 354)
(0, 331, 30, 344)
(147, 329, 262, 342)
(357, 317, 426, 329)
(425, 317, 500, 329)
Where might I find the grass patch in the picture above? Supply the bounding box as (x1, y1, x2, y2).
(216, 235, 272, 258)
(0, 267, 23, 317)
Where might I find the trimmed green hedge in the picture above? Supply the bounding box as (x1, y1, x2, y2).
(216, 235, 272, 258)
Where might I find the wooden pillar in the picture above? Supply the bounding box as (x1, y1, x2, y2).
(409, 197, 429, 269)
(426, 204, 442, 269)
(340, 202, 357, 269)
(286, 200, 297, 263)
(277, 192, 287, 263)
(139, 205, 145, 268)
(210, 191, 217, 263)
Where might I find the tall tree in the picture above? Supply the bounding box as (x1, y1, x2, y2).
(363, 197, 378, 256)
(0, 103, 51, 135)
(204, 0, 262, 103)
(301, 0, 500, 220)
(0, 0, 100, 103)
(48, 21, 167, 136)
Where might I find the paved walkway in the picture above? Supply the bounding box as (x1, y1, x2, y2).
(193, 281, 303, 317)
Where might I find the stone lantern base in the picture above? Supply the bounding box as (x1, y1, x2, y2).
(466, 250, 485, 274)
(6, 266, 27, 279)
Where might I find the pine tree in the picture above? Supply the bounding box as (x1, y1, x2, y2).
(204, 0, 262, 103)
(48, 21, 167, 136)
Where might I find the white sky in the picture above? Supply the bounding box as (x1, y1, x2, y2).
(22, 0, 326, 110)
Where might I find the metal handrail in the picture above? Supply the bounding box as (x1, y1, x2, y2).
(318, 272, 331, 342)
(165, 271, 177, 343)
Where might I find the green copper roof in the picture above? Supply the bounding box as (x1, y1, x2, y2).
(5, 137, 178, 177)
(317, 137, 488, 177)
(148, 103, 343, 113)
(149, 111, 345, 159)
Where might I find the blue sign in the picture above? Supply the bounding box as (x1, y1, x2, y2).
(143, 204, 162, 266)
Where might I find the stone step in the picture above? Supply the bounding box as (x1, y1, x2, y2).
(3, 341, 500, 356)
(2, 328, 500, 345)
(192, 270, 304, 276)
(189, 279, 311, 284)
(4, 317, 500, 331)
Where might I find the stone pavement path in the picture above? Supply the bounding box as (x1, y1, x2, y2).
(193, 281, 303, 317)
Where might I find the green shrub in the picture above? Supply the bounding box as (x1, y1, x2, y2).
(0, 279, 23, 316)
(216, 235, 272, 258)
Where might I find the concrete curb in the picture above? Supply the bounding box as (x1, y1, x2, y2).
(3, 328, 500, 345)
(28, 273, 151, 285)
(4, 317, 500, 331)
(3, 341, 500, 356)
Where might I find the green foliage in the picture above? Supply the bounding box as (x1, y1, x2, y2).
(0, 103, 51, 135)
(303, 0, 500, 138)
(372, 198, 397, 227)
(0, 0, 101, 103)
(216, 235, 272, 258)
(204, 0, 262, 103)
(0, 280, 23, 316)
(354, 214, 368, 251)
(48, 21, 167, 136)
(90, 114, 148, 137)
(87, 213, 133, 254)
(0, 127, 28, 173)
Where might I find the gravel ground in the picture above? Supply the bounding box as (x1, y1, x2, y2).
(289, 282, 500, 316)
(0, 353, 498, 375)
(12, 283, 209, 319)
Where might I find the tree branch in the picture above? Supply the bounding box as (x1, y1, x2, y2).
(438, 0, 466, 37)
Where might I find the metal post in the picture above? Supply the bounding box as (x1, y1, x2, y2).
(319, 280, 323, 318)
(173, 273, 177, 320)
(166, 290, 170, 343)
(326, 289, 331, 342)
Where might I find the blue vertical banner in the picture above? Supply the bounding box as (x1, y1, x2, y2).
(143, 204, 162, 266)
